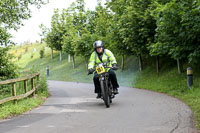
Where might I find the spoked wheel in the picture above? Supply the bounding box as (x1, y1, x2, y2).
(100, 80, 110, 108)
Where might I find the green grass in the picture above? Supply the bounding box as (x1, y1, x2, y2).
(0, 95, 47, 119)
(0, 79, 48, 120)
(0, 76, 48, 120)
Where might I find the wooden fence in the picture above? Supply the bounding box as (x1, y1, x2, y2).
(0, 72, 40, 105)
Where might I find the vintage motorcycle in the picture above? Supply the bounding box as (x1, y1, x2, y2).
(89, 63, 116, 108)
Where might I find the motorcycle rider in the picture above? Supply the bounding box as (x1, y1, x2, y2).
(88, 40, 119, 98)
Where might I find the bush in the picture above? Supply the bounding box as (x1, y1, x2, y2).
(39, 48, 44, 58)
(24, 46, 28, 53)
(31, 53, 34, 59)
(38, 74, 48, 96)
(18, 54, 22, 60)
(29, 66, 48, 96)
(0, 47, 18, 80)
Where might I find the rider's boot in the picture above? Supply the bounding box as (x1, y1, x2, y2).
(96, 93, 101, 99)
(113, 88, 119, 95)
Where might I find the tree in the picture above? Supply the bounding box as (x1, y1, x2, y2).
(0, 47, 18, 80)
(39, 24, 49, 43)
(94, 3, 113, 45)
(61, 9, 78, 69)
(63, 0, 88, 68)
(0, 0, 44, 46)
(39, 24, 53, 58)
(46, 9, 63, 61)
(107, 0, 157, 71)
(107, 0, 133, 71)
(149, 0, 200, 73)
(0, 0, 44, 80)
(45, 29, 55, 59)
(45, 0, 87, 67)
(76, 28, 97, 69)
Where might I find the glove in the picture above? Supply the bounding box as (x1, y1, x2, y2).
(88, 68, 93, 75)
(112, 63, 118, 70)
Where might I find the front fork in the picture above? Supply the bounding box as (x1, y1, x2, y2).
(99, 73, 114, 98)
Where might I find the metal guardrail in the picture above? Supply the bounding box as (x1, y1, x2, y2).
(0, 72, 40, 105)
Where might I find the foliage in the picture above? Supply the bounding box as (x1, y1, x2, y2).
(0, 47, 18, 80)
(106, 0, 134, 55)
(38, 74, 48, 96)
(149, 0, 200, 63)
(42, 0, 200, 68)
(0, 0, 44, 80)
(39, 48, 45, 58)
(0, 0, 44, 46)
(24, 45, 29, 53)
(31, 53, 34, 59)
(39, 24, 50, 43)
(18, 54, 22, 60)
(75, 28, 97, 61)
(74, 9, 97, 60)
(107, 0, 156, 56)
(61, 9, 78, 56)
(0, 95, 46, 119)
(46, 9, 63, 51)
(0, 27, 12, 46)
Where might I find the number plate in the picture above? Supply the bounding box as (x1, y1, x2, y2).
(96, 65, 105, 74)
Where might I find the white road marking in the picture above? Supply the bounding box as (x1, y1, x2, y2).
(16, 125, 30, 128)
(60, 109, 87, 113)
(47, 125, 55, 128)
(63, 125, 74, 128)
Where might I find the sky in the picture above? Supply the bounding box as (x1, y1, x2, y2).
(10, 0, 105, 44)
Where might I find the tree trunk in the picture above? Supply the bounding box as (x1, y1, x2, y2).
(72, 55, 75, 69)
(60, 50, 62, 61)
(68, 54, 70, 63)
(121, 54, 125, 71)
(177, 59, 183, 74)
(138, 55, 143, 71)
(51, 48, 53, 59)
(156, 56, 160, 73)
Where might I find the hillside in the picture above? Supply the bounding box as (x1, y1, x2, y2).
(10, 43, 137, 87)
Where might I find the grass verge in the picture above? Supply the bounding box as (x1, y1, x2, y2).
(0, 72, 49, 120)
(0, 94, 47, 119)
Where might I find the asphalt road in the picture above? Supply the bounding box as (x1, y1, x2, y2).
(0, 80, 197, 133)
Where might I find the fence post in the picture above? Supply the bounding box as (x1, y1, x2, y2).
(12, 83, 17, 104)
(36, 74, 39, 94)
(31, 78, 35, 96)
(24, 80, 28, 93)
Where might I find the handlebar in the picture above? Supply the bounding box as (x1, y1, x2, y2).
(88, 66, 118, 75)
(104, 66, 119, 70)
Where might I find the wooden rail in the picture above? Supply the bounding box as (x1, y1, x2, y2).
(0, 72, 40, 105)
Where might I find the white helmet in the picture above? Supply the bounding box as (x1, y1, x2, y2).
(93, 40, 104, 49)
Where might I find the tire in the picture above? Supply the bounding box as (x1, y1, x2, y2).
(100, 80, 110, 108)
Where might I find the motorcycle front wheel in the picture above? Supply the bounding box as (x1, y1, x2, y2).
(100, 80, 110, 108)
